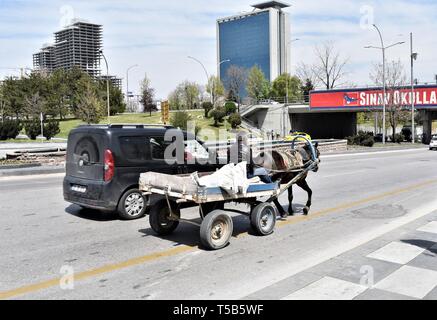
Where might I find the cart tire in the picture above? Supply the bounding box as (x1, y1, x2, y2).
(149, 200, 180, 236)
(200, 210, 233, 250)
(250, 203, 277, 236)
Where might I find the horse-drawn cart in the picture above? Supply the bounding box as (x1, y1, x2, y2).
(139, 137, 319, 250)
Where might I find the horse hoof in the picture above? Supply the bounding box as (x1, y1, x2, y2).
(303, 207, 310, 216)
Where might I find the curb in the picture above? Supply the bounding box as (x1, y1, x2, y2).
(0, 166, 65, 177)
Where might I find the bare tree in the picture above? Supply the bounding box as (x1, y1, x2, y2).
(312, 41, 349, 90)
(296, 62, 320, 88)
(370, 59, 409, 139)
(226, 65, 247, 107)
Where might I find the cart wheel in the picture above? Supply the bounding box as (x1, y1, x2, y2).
(149, 200, 180, 236)
(200, 210, 233, 250)
(250, 203, 277, 236)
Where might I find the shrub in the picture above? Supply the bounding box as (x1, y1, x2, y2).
(347, 131, 375, 147)
(170, 110, 191, 131)
(44, 120, 60, 141)
(392, 133, 405, 144)
(228, 113, 242, 129)
(25, 120, 41, 140)
(0, 120, 22, 140)
(202, 102, 213, 118)
(224, 101, 237, 115)
(209, 107, 226, 127)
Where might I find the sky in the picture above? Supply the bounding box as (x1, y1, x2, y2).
(1, 0, 437, 99)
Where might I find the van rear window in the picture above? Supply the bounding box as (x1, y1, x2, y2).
(119, 137, 150, 161)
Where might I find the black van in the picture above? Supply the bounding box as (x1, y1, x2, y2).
(63, 124, 219, 219)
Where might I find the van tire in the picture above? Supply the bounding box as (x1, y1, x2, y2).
(117, 189, 147, 220)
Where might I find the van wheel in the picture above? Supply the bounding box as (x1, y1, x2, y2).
(118, 189, 147, 220)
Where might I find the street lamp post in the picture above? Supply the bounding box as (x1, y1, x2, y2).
(365, 24, 405, 145)
(215, 59, 231, 106)
(188, 56, 211, 104)
(126, 64, 139, 107)
(283, 38, 300, 137)
(410, 33, 418, 144)
(99, 50, 111, 124)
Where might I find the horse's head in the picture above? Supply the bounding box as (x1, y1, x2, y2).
(299, 142, 320, 172)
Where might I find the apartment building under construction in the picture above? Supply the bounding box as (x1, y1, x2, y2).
(33, 19, 121, 88)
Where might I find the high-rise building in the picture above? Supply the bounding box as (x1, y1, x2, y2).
(33, 19, 105, 78)
(33, 44, 56, 72)
(217, 1, 291, 96)
(53, 19, 103, 78)
(99, 75, 123, 90)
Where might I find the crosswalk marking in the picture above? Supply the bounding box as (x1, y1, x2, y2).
(417, 221, 437, 234)
(374, 266, 437, 299)
(366, 242, 425, 265)
(282, 277, 367, 300)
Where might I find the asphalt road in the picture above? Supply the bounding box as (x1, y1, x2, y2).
(1, 148, 437, 300)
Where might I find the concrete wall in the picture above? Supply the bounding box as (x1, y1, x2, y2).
(291, 112, 357, 139)
(420, 110, 437, 143)
(247, 104, 291, 135)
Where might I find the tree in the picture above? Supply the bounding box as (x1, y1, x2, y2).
(99, 81, 126, 116)
(226, 65, 247, 106)
(301, 79, 315, 103)
(296, 62, 320, 89)
(48, 69, 69, 119)
(207, 76, 225, 107)
(168, 81, 200, 110)
(228, 113, 242, 129)
(210, 107, 226, 127)
(202, 102, 213, 118)
(139, 74, 156, 116)
(170, 110, 192, 131)
(75, 81, 105, 124)
(271, 74, 302, 102)
(246, 66, 270, 102)
(312, 41, 349, 90)
(182, 81, 200, 110)
(370, 59, 409, 140)
(2, 77, 26, 119)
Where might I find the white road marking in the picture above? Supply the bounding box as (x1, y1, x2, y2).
(417, 221, 437, 234)
(282, 277, 367, 300)
(214, 199, 437, 300)
(374, 266, 437, 299)
(367, 242, 426, 265)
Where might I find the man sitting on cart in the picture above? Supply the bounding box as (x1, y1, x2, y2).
(228, 132, 273, 184)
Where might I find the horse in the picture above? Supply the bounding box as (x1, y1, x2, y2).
(254, 142, 320, 218)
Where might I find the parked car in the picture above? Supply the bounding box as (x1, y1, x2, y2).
(429, 136, 437, 150)
(63, 124, 220, 220)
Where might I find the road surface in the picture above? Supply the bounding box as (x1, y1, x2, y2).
(1, 148, 437, 300)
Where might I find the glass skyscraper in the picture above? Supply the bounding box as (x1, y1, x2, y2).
(217, 1, 291, 98)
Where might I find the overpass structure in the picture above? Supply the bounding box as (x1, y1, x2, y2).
(241, 85, 437, 142)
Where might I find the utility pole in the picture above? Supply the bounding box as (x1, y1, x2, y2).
(100, 50, 111, 124)
(365, 24, 405, 144)
(410, 33, 418, 144)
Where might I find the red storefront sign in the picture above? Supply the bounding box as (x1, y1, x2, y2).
(310, 86, 437, 110)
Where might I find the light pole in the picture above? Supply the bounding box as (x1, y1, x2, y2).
(410, 33, 418, 144)
(99, 50, 111, 124)
(214, 59, 231, 106)
(126, 64, 139, 106)
(283, 38, 299, 137)
(365, 24, 404, 144)
(188, 56, 211, 104)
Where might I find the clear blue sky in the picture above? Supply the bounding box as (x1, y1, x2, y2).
(1, 0, 436, 98)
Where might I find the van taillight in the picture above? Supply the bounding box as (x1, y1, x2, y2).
(104, 149, 115, 182)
